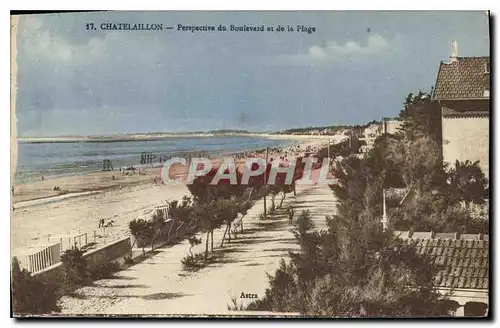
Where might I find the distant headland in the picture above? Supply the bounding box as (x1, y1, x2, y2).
(16, 125, 370, 143)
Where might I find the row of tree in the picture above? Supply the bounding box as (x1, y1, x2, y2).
(277, 121, 378, 135)
(129, 161, 303, 262)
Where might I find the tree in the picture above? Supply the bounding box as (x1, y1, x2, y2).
(11, 257, 61, 315)
(247, 207, 454, 316)
(269, 185, 279, 213)
(248, 128, 455, 315)
(278, 185, 294, 208)
(150, 209, 167, 249)
(187, 236, 202, 258)
(60, 247, 90, 289)
(398, 91, 442, 144)
(401, 135, 445, 193)
(372, 134, 406, 188)
(187, 162, 254, 255)
(445, 160, 488, 205)
(187, 165, 247, 201)
(219, 198, 240, 247)
(236, 198, 253, 233)
(191, 197, 238, 261)
(129, 218, 154, 255)
(391, 190, 488, 234)
(167, 196, 194, 241)
(316, 137, 366, 160)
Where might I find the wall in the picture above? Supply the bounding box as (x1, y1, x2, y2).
(84, 236, 131, 271)
(32, 236, 131, 283)
(442, 116, 489, 179)
(437, 288, 488, 317)
(384, 119, 402, 135)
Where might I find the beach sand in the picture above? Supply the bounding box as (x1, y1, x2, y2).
(12, 167, 164, 204)
(10, 137, 336, 258)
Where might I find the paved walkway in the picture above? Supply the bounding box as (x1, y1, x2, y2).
(59, 183, 338, 316)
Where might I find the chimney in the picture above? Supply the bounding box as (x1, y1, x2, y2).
(450, 39, 458, 62)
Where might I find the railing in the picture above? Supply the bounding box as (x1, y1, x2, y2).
(57, 232, 89, 252)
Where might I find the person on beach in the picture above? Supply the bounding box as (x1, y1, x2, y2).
(288, 206, 294, 225)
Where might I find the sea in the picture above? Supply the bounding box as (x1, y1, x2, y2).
(15, 136, 297, 184)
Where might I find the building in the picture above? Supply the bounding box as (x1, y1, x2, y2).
(432, 42, 490, 178)
(383, 118, 402, 135)
(361, 122, 382, 150)
(394, 230, 489, 317)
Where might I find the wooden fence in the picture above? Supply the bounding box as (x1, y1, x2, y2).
(27, 242, 61, 273)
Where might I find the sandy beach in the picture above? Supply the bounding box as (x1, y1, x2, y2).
(11, 137, 335, 259)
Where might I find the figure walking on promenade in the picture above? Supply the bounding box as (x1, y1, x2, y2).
(288, 206, 294, 225)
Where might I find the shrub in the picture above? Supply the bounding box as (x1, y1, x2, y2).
(468, 201, 489, 224)
(227, 296, 246, 311)
(129, 218, 153, 249)
(90, 261, 120, 280)
(123, 255, 134, 265)
(11, 257, 61, 315)
(181, 253, 205, 272)
(188, 236, 202, 257)
(60, 247, 91, 290)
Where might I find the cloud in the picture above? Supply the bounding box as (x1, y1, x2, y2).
(15, 14, 174, 120)
(274, 34, 391, 66)
(19, 16, 105, 64)
(17, 16, 167, 67)
(318, 34, 389, 57)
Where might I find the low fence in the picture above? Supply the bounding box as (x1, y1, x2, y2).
(57, 232, 89, 252)
(25, 243, 61, 273)
(32, 236, 131, 283)
(18, 227, 126, 274)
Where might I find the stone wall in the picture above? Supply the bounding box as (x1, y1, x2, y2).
(442, 116, 489, 178)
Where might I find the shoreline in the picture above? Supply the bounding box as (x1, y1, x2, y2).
(12, 136, 334, 205)
(13, 135, 303, 187)
(11, 137, 336, 258)
(17, 133, 344, 144)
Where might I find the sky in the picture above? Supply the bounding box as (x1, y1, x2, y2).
(14, 11, 490, 137)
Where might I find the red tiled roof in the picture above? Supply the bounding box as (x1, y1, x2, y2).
(433, 57, 490, 100)
(394, 231, 489, 290)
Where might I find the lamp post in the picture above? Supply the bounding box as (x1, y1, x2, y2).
(381, 188, 388, 232)
(263, 147, 269, 219)
(327, 138, 331, 167)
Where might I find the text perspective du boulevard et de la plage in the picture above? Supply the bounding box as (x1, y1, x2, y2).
(88, 23, 317, 34)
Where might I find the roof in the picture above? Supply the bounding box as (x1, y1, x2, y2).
(394, 231, 489, 290)
(433, 57, 490, 100)
(441, 106, 490, 118)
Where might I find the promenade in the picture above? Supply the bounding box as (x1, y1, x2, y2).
(59, 183, 338, 316)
